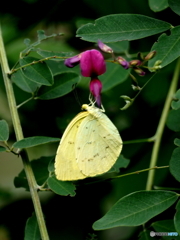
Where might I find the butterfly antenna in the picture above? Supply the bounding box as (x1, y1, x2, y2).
(72, 83, 82, 107)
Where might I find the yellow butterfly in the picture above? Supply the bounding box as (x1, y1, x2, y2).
(55, 104, 123, 181)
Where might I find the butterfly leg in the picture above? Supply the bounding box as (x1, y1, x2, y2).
(89, 93, 96, 106)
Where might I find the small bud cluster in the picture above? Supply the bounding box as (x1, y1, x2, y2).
(115, 51, 156, 77)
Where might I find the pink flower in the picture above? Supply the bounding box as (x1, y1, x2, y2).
(65, 49, 106, 77)
(64, 49, 106, 106)
(80, 50, 106, 77)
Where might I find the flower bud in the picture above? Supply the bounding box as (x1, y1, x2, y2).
(116, 56, 129, 69)
(98, 40, 113, 54)
(129, 59, 142, 67)
(134, 68, 146, 76)
(137, 52, 144, 60)
(144, 50, 156, 61)
(131, 84, 141, 91)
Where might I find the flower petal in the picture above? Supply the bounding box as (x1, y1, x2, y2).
(64, 55, 80, 68)
(90, 78, 102, 106)
(80, 50, 106, 77)
(98, 40, 113, 53)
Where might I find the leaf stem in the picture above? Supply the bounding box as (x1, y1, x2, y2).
(146, 58, 180, 190)
(10, 55, 65, 74)
(83, 166, 169, 186)
(154, 186, 180, 191)
(0, 25, 49, 240)
(17, 96, 34, 109)
(113, 165, 169, 179)
(123, 136, 155, 144)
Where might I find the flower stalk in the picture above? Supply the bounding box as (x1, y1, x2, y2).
(0, 25, 49, 240)
(146, 58, 180, 190)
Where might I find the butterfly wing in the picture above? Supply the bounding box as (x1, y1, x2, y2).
(75, 113, 122, 176)
(55, 111, 89, 181)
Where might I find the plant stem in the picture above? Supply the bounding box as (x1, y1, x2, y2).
(17, 96, 34, 109)
(146, 58, 180, 190)
(0, 26, 49, 239)
(123, 136, 155, 144)
(10, 55, 64, 74)
(114, 165, 169, 179)
(84, 166, 169, 186)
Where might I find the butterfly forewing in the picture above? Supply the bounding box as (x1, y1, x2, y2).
(75, 111, 122, 176)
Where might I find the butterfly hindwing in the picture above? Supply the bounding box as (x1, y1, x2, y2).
(55, 111, 89, 181)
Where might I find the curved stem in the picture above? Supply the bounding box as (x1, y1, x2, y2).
(146, 58, 180, 190)
(84, 166, 169, 186)
(0, 25, 49, 239)
(113, 165, 169, 179)
(10, 56, 65, 74)
(17, 96, 34, 109)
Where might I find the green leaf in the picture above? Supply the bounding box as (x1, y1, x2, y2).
(168, 0, 180, 16)
(47, 176, 76, 196)
(171, 89, 180, 110)
(21, 30, 63, 55)
(37, 72, 80, 100)
(170, 147, 180, 182)
(166, 109, 180, 132)
(11, 68, 40, 93)
(148, 26, 180, 69)
(0, 146, 6, 152)
(14, 156, 53, 190)
(93, 190, 178, 230)
(174, 138, 180, 147)
(13, 136, 60, 149)
(19, 57, 53, 86)
(24, 38, 31, 47)
(152, 219, 179, 239)
(37, 49, 73, 60)
(37, 30, 48, 41)
(174, 200, 180, 235)
(24, 214, 40, 240)
(76, 14, 171, 43)
(148, 0, 169, 12)
(108, 155, 130, 173)
(0, 120, 9, 141)
(101, 62, 130, 92)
